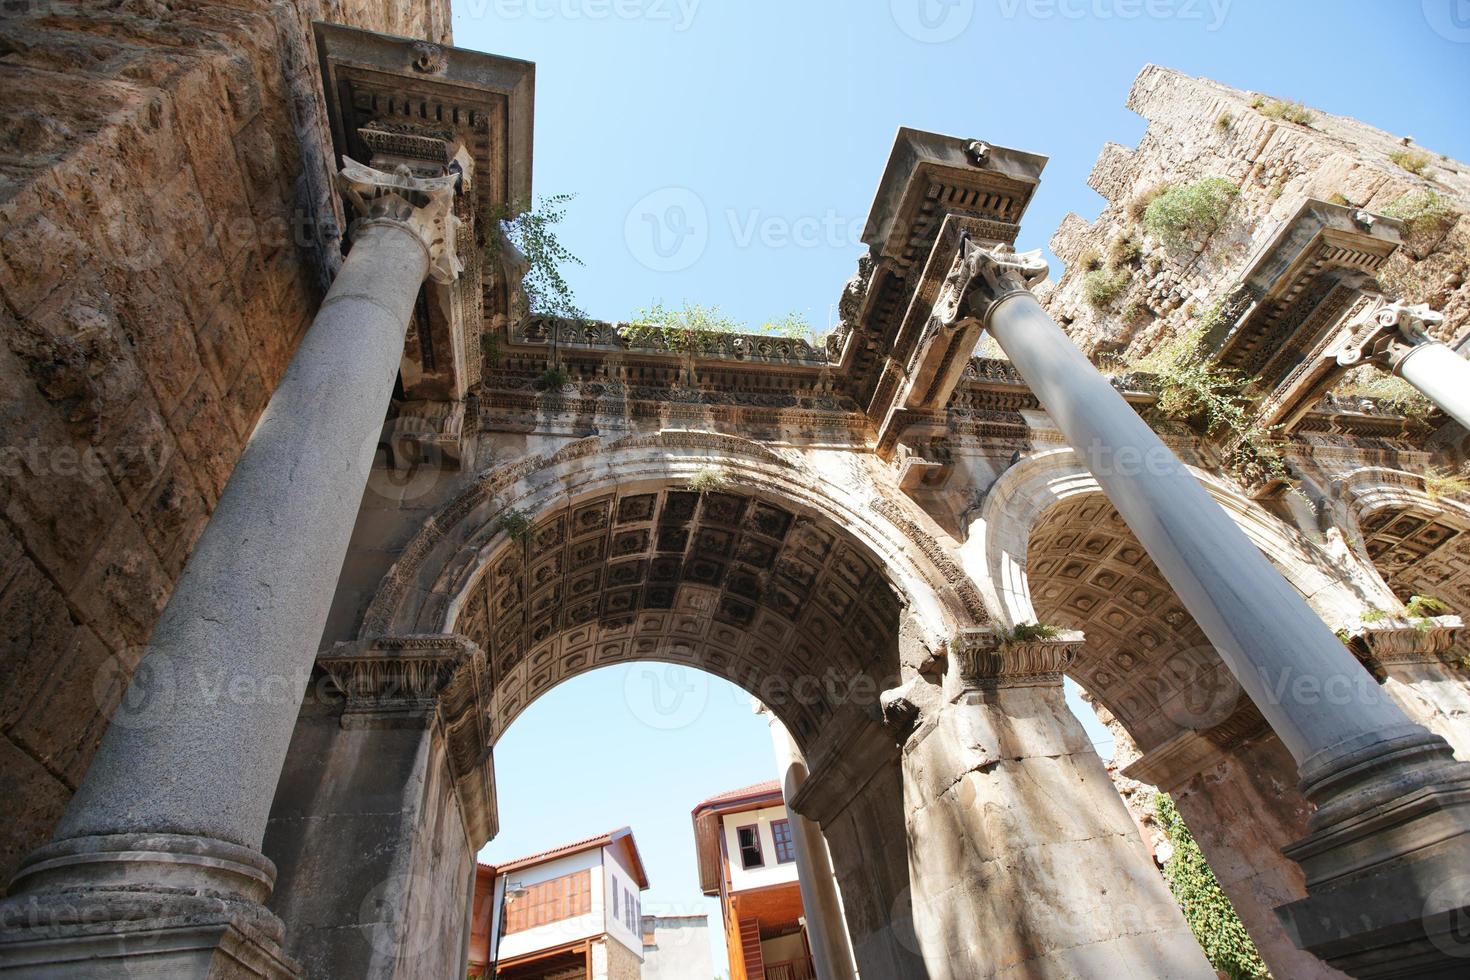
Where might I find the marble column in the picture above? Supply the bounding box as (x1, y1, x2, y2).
(1337, 300, 1470, 432)
(954, 240, 1470, 974)
(764, 712, 859, 980)
(899, 632, 1215, 978)
(0, 161, 462, 978)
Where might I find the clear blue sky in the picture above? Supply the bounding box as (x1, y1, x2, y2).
(459, 0, 1470, 972)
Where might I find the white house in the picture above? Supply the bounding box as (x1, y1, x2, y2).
(471, 827, 649, 979)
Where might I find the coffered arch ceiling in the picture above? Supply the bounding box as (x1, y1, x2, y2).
(1026, 494, 1261, 754)
(450, 487, 908, 751)
(1359, 503, 1470, 659)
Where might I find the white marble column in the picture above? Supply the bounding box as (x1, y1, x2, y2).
(1337, 300, 1470, 431)
(764, 712, 859, 980)
(0, 162, 462, 976)
(954, 240, 1470, 973)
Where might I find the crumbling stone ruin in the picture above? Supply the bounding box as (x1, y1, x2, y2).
(0, 5, 1468, 978)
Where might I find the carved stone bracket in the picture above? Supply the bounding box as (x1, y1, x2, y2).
(1336, 298, 1446, 373)
(338, 157, 464, 285)
(949, 626, 1083, 689)
(317, 634, 496, 844)
(1344, 615, 1464, 675)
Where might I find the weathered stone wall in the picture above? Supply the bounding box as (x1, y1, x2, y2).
(1041, 65, 1470, 359)
(0, 0, 449, 888)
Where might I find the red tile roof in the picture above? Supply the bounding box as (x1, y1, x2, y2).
(691, 780, 782, 814)
(485, 827, 649, 888)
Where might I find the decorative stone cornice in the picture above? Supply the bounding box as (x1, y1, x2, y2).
(338, 157, 463, 284)
(949, 626, 1083, 689)
(1336, 298, 1447, 373)
(1343, 615, 1464, 675)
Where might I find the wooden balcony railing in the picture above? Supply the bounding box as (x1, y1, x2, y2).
(764, 956, 815, 980)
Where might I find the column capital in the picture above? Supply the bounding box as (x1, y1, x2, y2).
(1336, 297, 1446, 372)
(940, 238, 1049, 330)
(1344, 615, 1463, 674)
(338, 157, 463, 285)
(949, 626, 1083, 689)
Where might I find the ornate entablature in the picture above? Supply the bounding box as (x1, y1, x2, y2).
(840, 131, 1046, 419)
(1201, 199, 1411, 432)
(315, 22, 535, 459)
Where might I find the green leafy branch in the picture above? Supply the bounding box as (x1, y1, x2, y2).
(487, 193, 585, 320)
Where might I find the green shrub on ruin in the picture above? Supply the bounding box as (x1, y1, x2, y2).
(1082, 265, 1131, 309)
(1388, 148, 1431, 176)
(1155, 794, 1271, 979)
(1131, 306, 1289, 488)
(622, 302, 814, 352)
(1144, 177, 1239, 248)
(1254, 97, 1313, 126)
(1382, 190, 1458, 239)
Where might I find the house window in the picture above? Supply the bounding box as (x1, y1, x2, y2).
(736, 824, 763, 869)
(772, 819, 796, 863)
(611, 878, 619, 920)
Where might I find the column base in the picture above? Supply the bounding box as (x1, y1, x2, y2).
(0, 833, 301, 979)
(1274, 731, 1470, 977)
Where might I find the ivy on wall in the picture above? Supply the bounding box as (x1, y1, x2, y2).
(1155, 793, 1271, 979)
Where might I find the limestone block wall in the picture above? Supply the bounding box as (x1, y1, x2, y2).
(1040, 65, 1470, 360)
(0, 0, 450, 887)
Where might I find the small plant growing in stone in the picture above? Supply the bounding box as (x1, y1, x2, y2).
(1001, 622, 1061, 643)
(1143, 177, 1239, 248)
(1327, 192, 1353, 207)
(480, 331, 502, 367)
(1130, 308, 1291, 489)
(495, 508, 533, 544)
(1405, 594, 1450, 620)
(1214, 112, 1232, 131)
(1076, 247, 1104, 272)
(1382, 189, 1458, 243)
(1107, 230, 1142, 267)
(1332, 366, 1434, 423)
(538, 365, 569, 390)
(685, 466, 732, 494)
(1256, 97, 1313, 126)
(1082, 265, 1131, 309)
(1388, 148, 1431, 176)
(1424, 465, 1470, 502)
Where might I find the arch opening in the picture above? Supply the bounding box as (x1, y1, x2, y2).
(449, 485, 910, 755)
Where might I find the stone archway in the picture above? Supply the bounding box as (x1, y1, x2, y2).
(265, 432, 974, 979)
(965, 449, 1384, 980)
(1330, 467, 1470, 760)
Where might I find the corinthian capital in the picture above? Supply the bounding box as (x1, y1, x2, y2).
(937, 238, 1050, 329)
(338, 157, 464, 285)
(1336, 298, 1446, 371)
